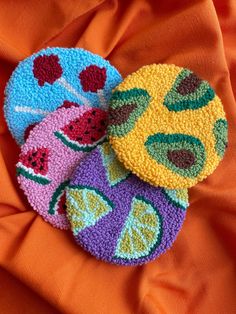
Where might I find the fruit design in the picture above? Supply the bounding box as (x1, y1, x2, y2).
(100, 142, 130, 186)
(114, 196, 162, 260)
(79, 65, 107, 109)
(162, 188, 189, 210)
(79, 65, 107, 92)
(145, 133, 206, 178)
(213, 118, 228, 157)
(163, 68, 215, 112)
(108, 64, 228, 188)
(58, 100, 80, 109)
(48, 181, 69, 215)
(33, 54, 63, 86)
(66, 143, 188, 265)
(5, 48, 122, 145)
(54, 108, 107, 151)
(66, 185, 113, 235)
(16, 147, 50, 185)
(108, 88, 151, 137)
(33, 54, 90, 106)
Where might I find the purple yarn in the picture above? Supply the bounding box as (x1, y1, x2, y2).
(68, 144, 187, 266)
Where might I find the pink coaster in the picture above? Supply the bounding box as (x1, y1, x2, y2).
(17, 106, 107, 229)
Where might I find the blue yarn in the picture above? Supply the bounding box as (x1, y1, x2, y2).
(4, 47, 122, 145)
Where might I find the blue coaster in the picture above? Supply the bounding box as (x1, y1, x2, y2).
(4, 47, 122, 145)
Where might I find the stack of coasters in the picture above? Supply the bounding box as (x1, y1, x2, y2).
(4, 47, 122, 145)
(108, 64, 228, 189)
(66, 142, 189, 265)
(17, 106, 107, 229)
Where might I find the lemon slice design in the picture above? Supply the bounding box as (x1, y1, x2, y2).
(162, 188, 189, 210)
(66, 185, 113, 235)
(100, 142, 130, 187)
(115, 196, 162, 260)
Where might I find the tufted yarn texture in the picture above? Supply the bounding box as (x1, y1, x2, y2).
(66, 142, 189, 266)
(108, 64, 228, 189)
(17, 106, 108, 229)
(4, 47, 122, 145)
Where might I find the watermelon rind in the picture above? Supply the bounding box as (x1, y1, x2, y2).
(16, 162, 51, 185)
(54, 130, 106, 152)
(48, 180, 69, 215)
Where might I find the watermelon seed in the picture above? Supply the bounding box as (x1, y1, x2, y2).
(28, 157, 32, 161)
(32, 161, 37, 167)
(91, 126, 96, 129)
(84, 131, 90, 134)
(92, 110, 96, 115)
(32, 152, 37, 157)
(40, 158, 44, 162)
(42, 153, 46, 157)
(69, 125, 73, 130)
(91, 137, 96, 141)
(98, 128, 103, 132)
(100, 120, 106, 126)
(87, 118, 92, 123)
(77, 137, 83, 141)
(40, 166, 44, 170)
(63, 204, 67, 209)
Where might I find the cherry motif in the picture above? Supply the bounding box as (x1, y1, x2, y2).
(33, 55, 63, 86)
(79, 65, 107, 92)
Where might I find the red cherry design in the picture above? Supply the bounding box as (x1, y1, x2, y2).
(33, 54, 63, 86)
(79, 65, 107, 93)
(58, 101, 80, 109)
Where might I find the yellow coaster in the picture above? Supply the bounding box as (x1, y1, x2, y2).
(108, 64, 228, 189)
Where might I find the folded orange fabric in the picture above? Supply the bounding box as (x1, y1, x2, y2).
(0, 1, 236, 313)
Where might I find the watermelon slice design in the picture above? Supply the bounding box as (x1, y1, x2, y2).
(48, 181, 69, 215)
(16, 147, 51, 185)
(54, 108, 107, 151)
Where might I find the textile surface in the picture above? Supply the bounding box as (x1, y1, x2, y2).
(0, 0, 235, 313)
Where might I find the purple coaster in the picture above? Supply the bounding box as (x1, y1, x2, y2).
(66, 142, 189, 265)
(17, 106, 108, 229)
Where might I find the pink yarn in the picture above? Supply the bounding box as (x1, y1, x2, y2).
(17, 106, 103, 229)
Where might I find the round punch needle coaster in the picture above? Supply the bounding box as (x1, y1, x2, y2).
(107, 64, 228, 189)
(66, 142, 189, 266)
(4, 47, 122, 145)
(16, 106, 108, 229)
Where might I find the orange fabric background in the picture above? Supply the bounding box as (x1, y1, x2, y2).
(0, 0, 235, 313)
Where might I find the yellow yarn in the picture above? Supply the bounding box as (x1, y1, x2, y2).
(108, 64, 227, 189)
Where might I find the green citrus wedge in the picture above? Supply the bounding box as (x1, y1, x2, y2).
(66, 185, 113, 235)
(115, 196, 162, 260)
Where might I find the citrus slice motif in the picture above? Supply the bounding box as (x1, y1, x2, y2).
(66, 185, 113, 235)
(162, 188, 189, 210)
(100, 142, 130, 187)
(115, 196, 162, 260)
